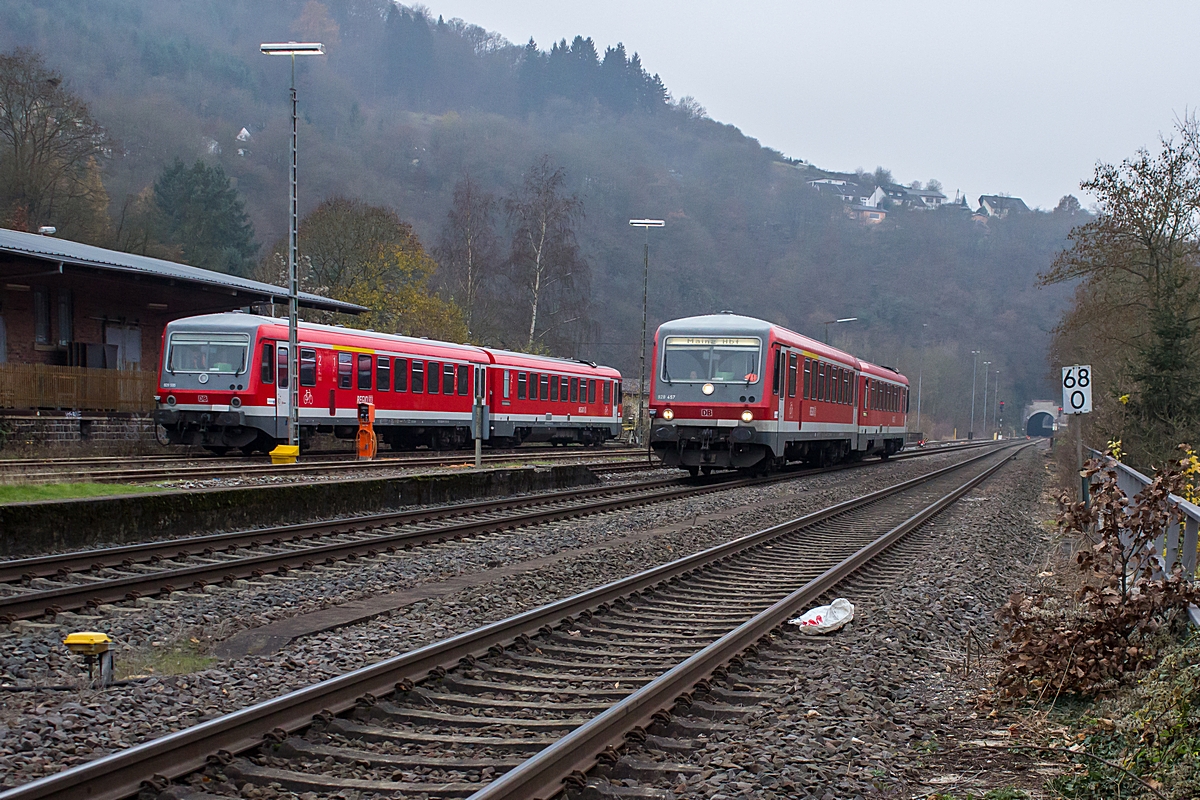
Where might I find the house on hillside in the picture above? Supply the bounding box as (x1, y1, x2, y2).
(807, 179, 885, 208)
(905, 188, 947, 210)
(978, 195, 1030, 218)
(846, 204, 887, 225)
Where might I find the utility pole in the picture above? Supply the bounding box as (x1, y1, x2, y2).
(969, 350, 980, 440)
(916, 323, 927, 434)
(628, 219, 664, 448)
(981, 361, 991, 438)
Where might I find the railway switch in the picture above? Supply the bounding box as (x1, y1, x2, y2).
(357, 402, 377, 460)
(63, 631, 114, 687)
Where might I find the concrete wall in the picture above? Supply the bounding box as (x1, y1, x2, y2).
(0, 464, 600, 557)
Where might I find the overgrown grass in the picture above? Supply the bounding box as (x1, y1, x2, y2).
(930, 790, 1029, 800)
(0, 482, 161, 503)
(116, 638, 216, 680)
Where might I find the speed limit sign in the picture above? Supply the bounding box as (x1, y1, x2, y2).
(1062, 365, 1092, 414)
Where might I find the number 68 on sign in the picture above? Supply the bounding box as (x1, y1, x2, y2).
(1062, 365, 1092, 414)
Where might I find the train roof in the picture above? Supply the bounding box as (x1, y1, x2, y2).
(484, 348, 622, 378)
(857, 360, 909, 384)
(164, 313, 489, 360)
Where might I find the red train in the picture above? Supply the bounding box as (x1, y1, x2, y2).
(154, 313, 622, 453)
(649, 313, 909, 474)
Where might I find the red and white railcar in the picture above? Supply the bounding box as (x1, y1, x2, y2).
(154, 313, 622, 453)
(648, 313, 908, 474)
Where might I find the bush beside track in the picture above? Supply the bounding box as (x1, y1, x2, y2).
(0, 465, 598, 558)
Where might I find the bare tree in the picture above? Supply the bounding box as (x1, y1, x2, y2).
(0, 49, 110, 235)
(504, 156, 589, 352)
(435, 174, 502, 341)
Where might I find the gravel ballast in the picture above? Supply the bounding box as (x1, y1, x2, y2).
(0, 447, 1003, 789)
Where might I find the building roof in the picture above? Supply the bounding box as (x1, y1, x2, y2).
(0, 227, 366, 314)
(978, 195, 1030, 214)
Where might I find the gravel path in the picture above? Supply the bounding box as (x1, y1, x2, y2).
(587, 444, 1054, 799)
(0, 448, 989, 789)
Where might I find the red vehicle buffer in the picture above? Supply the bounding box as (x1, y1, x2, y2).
(154, 313, 622, 453)
(648, 313, 909, 474)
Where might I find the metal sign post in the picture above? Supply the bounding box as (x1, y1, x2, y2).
(1062, 364, 1093, 504)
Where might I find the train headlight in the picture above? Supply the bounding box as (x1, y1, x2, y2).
(661, 408, 674, 421)
(702, 383, 715, 395)
(230, 396, 242, 408)
(741, 410, 754, 423)
(167, 395, 177, 406)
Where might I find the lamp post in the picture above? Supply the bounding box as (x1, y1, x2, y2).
(261, 41, 325, 451)
(823, 317, 857, 344)
(993, 370, 1000, 436)
(969, 349, 980, 440)
(916, 323, 927, 434)
(629, 219, 664, 446)
(981, 361, 991, 438)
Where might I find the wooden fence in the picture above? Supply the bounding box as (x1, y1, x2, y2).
(0, 364, 158, 413)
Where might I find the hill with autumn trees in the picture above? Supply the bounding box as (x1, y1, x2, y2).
(0, 0, 1085, 436)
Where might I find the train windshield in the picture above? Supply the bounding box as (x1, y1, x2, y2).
(167, 332, 250, 374)
(661, 336, 761, 384)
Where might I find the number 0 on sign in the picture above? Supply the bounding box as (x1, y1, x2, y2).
(1062, 365, 1092, 414)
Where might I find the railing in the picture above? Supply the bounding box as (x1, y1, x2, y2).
(1088, 448, 1200, 626)
(0, 363, 157, 413)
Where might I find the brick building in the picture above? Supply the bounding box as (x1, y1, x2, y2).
(0, 227, 362, 421)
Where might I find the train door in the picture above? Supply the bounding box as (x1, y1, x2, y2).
(275, 344, 290, 438)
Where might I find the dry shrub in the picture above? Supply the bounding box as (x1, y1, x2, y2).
(996, 445, 1200, 699)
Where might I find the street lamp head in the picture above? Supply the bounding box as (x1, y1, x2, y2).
(836, 317, 857, 323)
(260, 42, 325, 55)
(629, 219, 665, 227)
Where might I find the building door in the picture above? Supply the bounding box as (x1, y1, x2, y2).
(104, 324, 141, 369)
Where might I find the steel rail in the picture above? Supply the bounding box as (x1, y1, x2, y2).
(468, 442, 1030, 799)
(0, 443, 1019, 800)
(0, 443, 1002, 619)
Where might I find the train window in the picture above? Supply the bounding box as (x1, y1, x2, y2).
(772, 349, 782, 395)
(412, 360, 424, 393)
(815, 363, 823, 402)
(443, 363, 456, 395)
(603, 380, 611, 404)
(458, 364, 470, 396)
(277, 345, 289, 389)
(551, 375, 560, 401)
(905, 388, 909, 413)
(337, 352, 352, 389)
(787, 353, 797, 397)
(530, 372, 539, 400)
(261, 342, 274, 384)
(841, 369, 848, 404)
(395, 358, 408, 392)
(561, 376, 569, 401)
(570, 377, 579, 403)
(428, 362, 441, 394)
(377, 357, 390, 391)
(541, 374, 550, 400)
(803, 358, 811, 400)
(502, 370, 510, 399)
(299, 348, 316, 387)
(517, 372, 527, 400)
(588, 379, 596, 404)
(357, 354, 372, 390)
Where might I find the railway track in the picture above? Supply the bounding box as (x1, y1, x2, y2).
(0, 447, 646, 486)
(0, 441, 1026, 800)
(0, 443, 992, 623)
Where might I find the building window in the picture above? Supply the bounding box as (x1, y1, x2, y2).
(34, 289, 50, 345)
(57, 291, 72, 346)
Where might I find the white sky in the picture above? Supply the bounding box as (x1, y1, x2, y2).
(424, 0, 1200, 209)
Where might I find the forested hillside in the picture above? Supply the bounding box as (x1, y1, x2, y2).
(0, 0, 1080, 436)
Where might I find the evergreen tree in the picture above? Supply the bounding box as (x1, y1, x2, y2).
(153, 158, 258, 276)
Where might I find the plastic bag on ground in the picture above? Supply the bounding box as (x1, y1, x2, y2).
(788, 598, 855, 635)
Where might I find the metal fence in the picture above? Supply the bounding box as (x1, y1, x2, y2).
(0, 363, 157, 413)
(1088, 448, 1200, 626)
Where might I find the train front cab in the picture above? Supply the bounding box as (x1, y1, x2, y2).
(648, 322, 777, 474)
